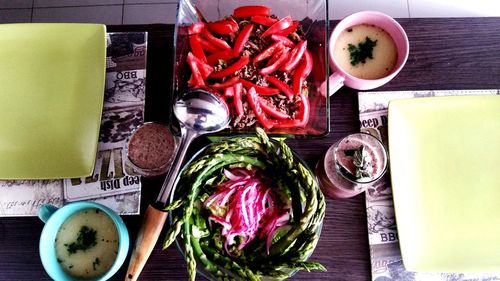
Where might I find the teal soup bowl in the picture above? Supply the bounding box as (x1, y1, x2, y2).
(38, 202, 129, 281)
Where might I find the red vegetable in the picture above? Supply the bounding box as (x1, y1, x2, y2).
(240, 79, 279, 95)
(265, 76, 295, 100)
(205, 167, 289, 254)
(233, 5, 270, 18)
(210, 55, 250, 79)
(233, 24, 254, 56)
(271, 34, 295, 48)
(302, 50, 313, 77)
(198, 37, 222, 53)
(188, 52, 214, 79)
(297, 93, 310, 127)
(275, 21, 299, 36)
(292, 75, 304, 95)
(292, 50, 313, 94)
(259, 47, 289, 75)
(224, 86, 234, 98)
(206, 49, 235, 65)
(185, 7, 314, 131)
(188, 22, 205, 35)
(187, 52, 205, 87)
(247, 87, 275, 129)
(282, 40, 307, 72)
(207, 19, 239, 35)
(261, 15, 292, 38)
(210, 76, 239, 89)
(253, 41, 282, 63)
(273, 94, 310, 128)
(189, 34, 207, 62)
(259, 98, 290, 119)
(202, 28, 231, 50)
(250, 15, 277, 26)
(233, 82, 244, 117)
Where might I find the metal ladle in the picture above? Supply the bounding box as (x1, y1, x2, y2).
(125, 88, 230, 281)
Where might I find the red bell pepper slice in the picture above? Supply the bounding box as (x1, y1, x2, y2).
(187, 52, 205, 87)
(188, 51, 214, 79)
(297, 93, 310, 127)
(253, 41, 282, 63)
(266, 76, 295, 100)
(266, 45, 286, 65)
(210, 55, 250, 79)
(281, 40, 307, 72)
(233, 24, 254, 56)
(261, 16, 292, 38)
(275, 21, 299, 37)
(202, 28, 231, 50)
(292, 50, 313, 93)
(292, 74, 304, 95)
(271, 34, 295, 48)
(233, 5, 270, 18)
(302, 50, 313, 77)
(246, 87, 275, 129)
(189, 34, 207, 62)
(259, 47, 289, 75)
(272, 94, 310, 128)
(210, 76, 239, 89)
(259, 97, 289, 119)
(240, 79, 279, 95)
(188, 22, 205, 35)
(198, 37, 222, 54)
(224, 86, 234, 97)
(233, 82, 244, 117)
(207, 19, 239, 35)
(292, 49, 313, 94)
(250, 15, 277, 26)
(206, 49, 235, 65)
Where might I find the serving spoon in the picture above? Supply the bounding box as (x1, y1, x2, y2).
(125, 88, 230, 281)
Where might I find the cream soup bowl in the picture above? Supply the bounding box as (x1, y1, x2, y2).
(38, 202, 129, 281)
(323, 11, 409, 96)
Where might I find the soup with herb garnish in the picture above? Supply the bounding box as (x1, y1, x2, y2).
(55, 208, 119, 279)
(333, 24, 397, 80)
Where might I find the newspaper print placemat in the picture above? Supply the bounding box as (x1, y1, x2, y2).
(358, 89, 500, 281)
(0, 32, 148, 217)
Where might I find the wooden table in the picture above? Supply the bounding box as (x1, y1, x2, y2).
(1, 17, 499, 281)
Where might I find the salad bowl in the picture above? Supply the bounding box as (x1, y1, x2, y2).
(172, 0, 330, 138)
(165, 129, 325, 280)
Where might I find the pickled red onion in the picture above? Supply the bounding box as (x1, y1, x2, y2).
(205, 168, 290, 254)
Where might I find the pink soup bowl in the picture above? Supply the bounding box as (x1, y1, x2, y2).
(324, 11, 409, 96)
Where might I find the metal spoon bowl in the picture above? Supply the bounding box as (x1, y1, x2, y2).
(158, 88, 231, 203)
(125, 88, 230, 281)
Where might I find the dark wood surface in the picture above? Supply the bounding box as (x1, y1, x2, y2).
(1, 17, 499, 281)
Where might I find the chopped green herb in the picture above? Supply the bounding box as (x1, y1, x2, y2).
(66, 225, 97, 255)
(57, 258, 63, 263)
(92, 257, 100, 271)
(342, 145, 372, 180)
(347, 36, 377, 66)
(353, 145, 371, 179)
(69, 265, 74, 269)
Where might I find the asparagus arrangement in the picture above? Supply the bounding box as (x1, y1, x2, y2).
(163, 128, 326, 280)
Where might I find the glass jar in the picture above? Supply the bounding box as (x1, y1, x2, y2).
(316, 133, 388, 199)
(126, 122, 177, 178)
